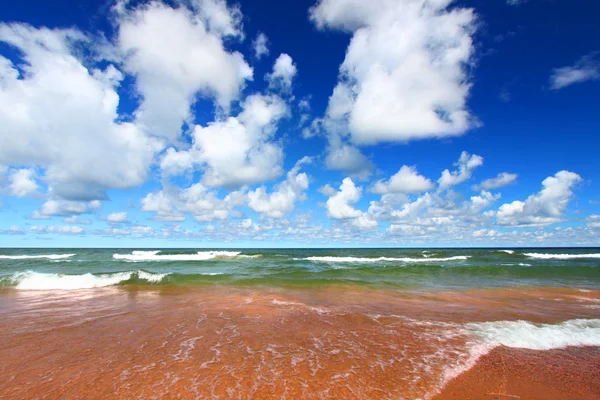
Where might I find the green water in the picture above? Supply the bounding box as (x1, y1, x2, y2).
(0, 248, 599, 291)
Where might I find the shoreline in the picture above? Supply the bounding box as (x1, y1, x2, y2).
(434, 346, 600, 400)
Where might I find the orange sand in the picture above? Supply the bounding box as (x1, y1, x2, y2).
(434, 346, 600, 400)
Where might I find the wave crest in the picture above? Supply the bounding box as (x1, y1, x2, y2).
(113, 250, 251, 262)
(303, 256, 470, 263)
(0, 254, 75, 260)
(467, 318, 600, 350)
(525, 253, 600, 260)
(5, 270, 168, 290)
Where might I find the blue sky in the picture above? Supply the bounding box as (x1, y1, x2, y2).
(0, 0, 599, 247)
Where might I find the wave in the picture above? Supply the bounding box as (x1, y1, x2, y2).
(497, 250, 515, 254)
(466, 318, 600, 350)
(0, 254, 75, 260)
(113, 250, 256, 262)
(303, 256, 470, 263)
(525, 253, 600, 260)
(4, 270, 168, 290)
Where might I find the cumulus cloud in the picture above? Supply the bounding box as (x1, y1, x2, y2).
(32, 200, 102, 219)
(117, 1, 252, 140)
(325, 177, 377, 228)
(318, 184, 337, 197)
(64, 216, 92, 225)
(549, 52, 600, 90)
(141, 183, 245, 223)
(587, 215, 600, 229)
(252, 32, 269, 59)
(371, 166, 434, 194)
(326, 178, 363, 219)
(141, 191, 186, 222)
(106, 212, 128, 223)
(473, 172, 518, 191)
(438, 152, 483, 189)
(266, 53, 297, 92)
(324, 140, 374, 179)
(7, 168, 39, 197)
(31, 225, 85, 235)
(496, 171, 582, 227)
(161, 94, 289, 187)
(310, 0, 477, 145)
(0, 24, 161, 200)
(248, 157, 311, 218)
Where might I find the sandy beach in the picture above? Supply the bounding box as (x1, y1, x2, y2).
(1, 284, 599, 399)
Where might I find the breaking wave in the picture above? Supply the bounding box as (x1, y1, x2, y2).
(303, 256, 470, 263)
(466, 318, 600, 350)
(3, 270, 168, 290)
(113, 250, 259, 262)
(0, 254, 75, 260)
(525, 253, 600, 260)
(497, 250, 515, 254)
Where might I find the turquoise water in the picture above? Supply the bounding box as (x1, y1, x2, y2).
(1, 248, 599, 291)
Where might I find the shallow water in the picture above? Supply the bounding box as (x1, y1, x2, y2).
(1, 247, 599, 290)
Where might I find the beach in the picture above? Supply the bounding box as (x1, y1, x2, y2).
(1, 248, 599, 398)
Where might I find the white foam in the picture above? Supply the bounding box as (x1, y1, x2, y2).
(525, 253, 600, 260)
(303, 255, 470, 263)
(0, 254, 75, 260)
(8, 270, 167, 290)
(113, 250, 243, 262)
(466, 318, 600, 350)
(498, 250, 515, 254)
(137, 270, 169, 283)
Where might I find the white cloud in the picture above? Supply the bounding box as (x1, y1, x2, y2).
(252, 32, 269, 59)
(371, 165, 434, 194)
(141, 191, 186, 222)
(31, 225, 85, 235)
(8, 168, 39, 197)
(0, 24, 161, 200)
(106, 212, 128, 223)
(310, 0, 477, 144)
(141, 183, 245, 223)
(438, 152, 483, 189)
(161, 94, 289, 188)
(496, 171, 582, 227)
(506, 0, 527, 5)
(64, 216, 92, 225)
(190, 0, 244, 39)
(248, 157, 311, 218)
(473, 172, 518, 191)
(117, 1, 253, 140)
(159, 148, 194, 177)
(325, 141, 374, 179)
(587, 215, 600, 229)
(318, 184, 337, 197)
(325, 178, 363, 219)
(549, 53, 600, 90)
(267, 53, 297, 92)
(33, 199, 102, 218)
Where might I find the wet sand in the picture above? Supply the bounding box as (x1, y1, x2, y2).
(434, 346, 600, 400)
(0, 285, 599, 399)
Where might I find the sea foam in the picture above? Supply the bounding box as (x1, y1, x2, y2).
(7, 270, 168, 290)
(498, 250, 515, 254)
(0, 254, 75, 260)
(113, 250, 245, 262)
(466, 318, 600, 350)
(303, 256, 470, 263)
(524, 253, 600, 260)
